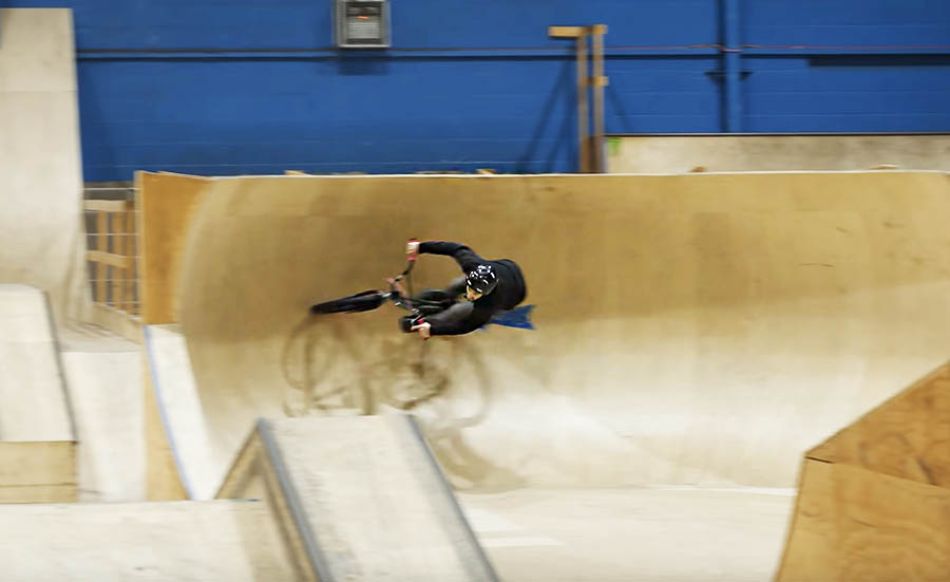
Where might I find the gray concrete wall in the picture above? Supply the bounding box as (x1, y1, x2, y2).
(0, 9, 87, 320)
(607, 135, 950, 174)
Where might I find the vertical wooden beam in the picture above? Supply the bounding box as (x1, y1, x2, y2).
(134, 175, 143, 319)
(577, 32, 590, 173)
(96, 212, 107, 305)
(126, 203, 137, 316)
(113, 209, 125, 311)
(591, 25, 608, 173)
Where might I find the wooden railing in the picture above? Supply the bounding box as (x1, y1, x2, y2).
(84, 198, 138, 316)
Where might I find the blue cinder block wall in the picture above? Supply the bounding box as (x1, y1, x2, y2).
(9, 0, 950, 180)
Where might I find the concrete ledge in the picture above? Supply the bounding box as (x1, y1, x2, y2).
(0, 441, 76, 502)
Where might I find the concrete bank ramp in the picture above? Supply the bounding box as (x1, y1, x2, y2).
(0, 284, 76, 502)
(219, 415, 499, 582)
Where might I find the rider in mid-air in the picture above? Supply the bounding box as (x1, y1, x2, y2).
(396, 240, 527, 339)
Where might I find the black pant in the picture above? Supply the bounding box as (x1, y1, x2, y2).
(399, 276, 472, 332)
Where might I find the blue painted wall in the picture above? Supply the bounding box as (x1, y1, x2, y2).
(9, 0, 950, 180)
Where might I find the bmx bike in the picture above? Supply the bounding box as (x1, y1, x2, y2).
(309, 240, 450, 327)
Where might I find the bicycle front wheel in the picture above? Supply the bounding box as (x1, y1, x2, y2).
(310, 290, 385, 315)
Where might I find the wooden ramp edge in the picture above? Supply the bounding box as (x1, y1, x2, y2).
(218, 416, 499, 582)
(778, 361, 950, 581)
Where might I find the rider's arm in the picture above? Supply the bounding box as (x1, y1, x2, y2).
(418, 241, 485, 272)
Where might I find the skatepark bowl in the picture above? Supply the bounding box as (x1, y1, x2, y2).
(138, 170, 950, 580)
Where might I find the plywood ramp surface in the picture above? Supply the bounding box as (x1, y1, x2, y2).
(780, 361, 950, 581)
(779, 460, 950, 581)
(176, 172, 950, 489)
(137, 172, 211, 324)
(809, 362, 950, 487)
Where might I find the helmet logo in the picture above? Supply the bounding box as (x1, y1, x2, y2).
(466, 264, 498, 295)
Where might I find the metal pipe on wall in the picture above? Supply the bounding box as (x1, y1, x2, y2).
(722, 0, 743, 132)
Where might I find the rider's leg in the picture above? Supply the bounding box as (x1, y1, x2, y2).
(399, 301, 474, 333)
(414, 276, 467, 303)
(423, 301, 474, 327)
(444, 275, 468, 298)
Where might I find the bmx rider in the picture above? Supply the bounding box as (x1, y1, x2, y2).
(397, 240, 527, 339)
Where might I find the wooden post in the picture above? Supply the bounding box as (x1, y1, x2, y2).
(113, 210, 125, 311)
(96, 212, 107, 305)
(590, 25, 608, 174)
(577, 33, 591, 173)
(126, 203, 136, 316)
(552, 26, 588, 173)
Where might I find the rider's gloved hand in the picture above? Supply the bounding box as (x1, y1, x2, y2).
(412, 321, 432, 340)
(406, 239, 420, 261)
(399, 313, 425, 333)
(400, 314, 430, 339)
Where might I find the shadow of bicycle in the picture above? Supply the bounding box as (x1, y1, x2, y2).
(280, 314, 536, 490)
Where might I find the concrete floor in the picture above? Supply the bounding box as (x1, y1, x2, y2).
(1, 501, 297, 581)
(461, 488, 795, 582)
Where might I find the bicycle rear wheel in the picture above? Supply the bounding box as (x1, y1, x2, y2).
(310, 290, 385, 315)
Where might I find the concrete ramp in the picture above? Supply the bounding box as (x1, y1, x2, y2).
(779, 362, 950, 580)
(219, 416, 499, 582)
(0, 9, 87, 317)
(0, 284, 76, 501)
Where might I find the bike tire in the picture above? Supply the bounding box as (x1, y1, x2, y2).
(310, 290, 385, 315)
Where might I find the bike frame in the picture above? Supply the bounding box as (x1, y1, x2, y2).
(311, 240, 450, 318)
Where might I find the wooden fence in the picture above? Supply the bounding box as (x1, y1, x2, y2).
(83, 198, 138, 316)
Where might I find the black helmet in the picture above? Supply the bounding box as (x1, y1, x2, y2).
(466, 264, 498, 295)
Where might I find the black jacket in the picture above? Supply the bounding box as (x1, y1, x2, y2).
(418, 241, 527, 336)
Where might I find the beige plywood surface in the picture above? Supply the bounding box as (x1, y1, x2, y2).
(137, 172, 211, 324)
(809, 362, 950, 488)
(177, 171, 950, 490)
(779, 460, 950, 581)
(0, 9, 87, 320)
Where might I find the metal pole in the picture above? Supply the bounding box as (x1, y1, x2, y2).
(722, 0, 742, 132)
